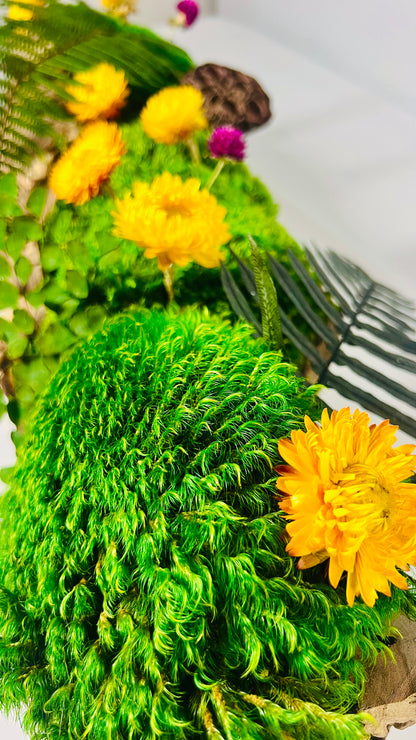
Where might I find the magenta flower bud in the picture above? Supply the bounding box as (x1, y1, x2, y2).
(208, 126, 246, 162)
(177, 1, 199, 27)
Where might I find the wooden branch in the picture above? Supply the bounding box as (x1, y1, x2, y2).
(362, 615, 416, 738)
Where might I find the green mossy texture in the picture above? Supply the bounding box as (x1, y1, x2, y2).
(2, 114, 320, 430)
(113, 120, 299, 267)
(15, 120, 306, 426)
(2, 120, 306, 429)
(42, 119, 300, 313)
(0, 309, 413, 739)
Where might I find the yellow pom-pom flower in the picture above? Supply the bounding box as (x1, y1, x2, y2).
(49, 121, 125, 206)
(140, 85, 208, 145)
(8, 0, 43, 19)
(101, 0, 137, 16)
(8, 4, 33, 19)
(277, 407, 416, 607)
(66, 63, 129, 123)
(112, 172, 230, 270)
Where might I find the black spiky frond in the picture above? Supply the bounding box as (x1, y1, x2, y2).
(221, 243, 416, 436)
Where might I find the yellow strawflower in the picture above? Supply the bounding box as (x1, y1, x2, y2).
(112, 172, 230, 270)
(66, 63, 129, 123)
(140, 85, 208, 145)
(8, 4, 33, 19)
(8, 0, 43, 18)
(277, 407, 416, 607)
(101, 0, 137, 16)
(49, 121, 125, 206)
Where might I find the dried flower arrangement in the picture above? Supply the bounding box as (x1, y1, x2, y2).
(0, 1, 415, 739)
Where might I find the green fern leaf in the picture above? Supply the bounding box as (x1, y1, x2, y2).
(0, 1, 193, 171)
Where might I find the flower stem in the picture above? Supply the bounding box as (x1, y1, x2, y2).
(163, 264, 175, 303)
(167, 25, 177, 44)
(101, 181, 116, 200)
(186, 136, 200, 165)
(206, 159, 225, 191)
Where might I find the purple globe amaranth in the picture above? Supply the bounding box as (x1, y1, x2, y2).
(177, 0, 199, 27)
(208, 126, 246, 162)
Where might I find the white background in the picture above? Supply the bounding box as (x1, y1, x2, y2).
(86, 0, 215, 24)
(218, 0, 416, 115)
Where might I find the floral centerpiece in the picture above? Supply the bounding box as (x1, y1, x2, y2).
(0, 1, 415, 739)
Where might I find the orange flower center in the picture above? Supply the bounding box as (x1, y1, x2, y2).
(156, 194, 192, 217)
(331, 463, 393, 534)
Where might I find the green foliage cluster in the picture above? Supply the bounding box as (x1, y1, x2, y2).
(0, 0, 319, 435)
(113, 121, 299, 263)
(0, 309, 413, 739)
(0, 0, 193, 171)
(46, 118, 301, 310)
(0, 121, 304, 430)
(0, 172, 50, 431)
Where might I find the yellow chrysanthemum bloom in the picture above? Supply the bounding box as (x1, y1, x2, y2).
(8, 0, 43, 18)
(277, 407, 416, 607)
(101, 0, 137, 16)
(49, 121, 125, 206)
(140, 86, 208, 145)
(113, 172, 230, 270)
(66, 63, 129, 123)
(8, 4, 34, 19)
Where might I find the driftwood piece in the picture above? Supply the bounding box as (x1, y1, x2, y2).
(362, 615, 416, 738)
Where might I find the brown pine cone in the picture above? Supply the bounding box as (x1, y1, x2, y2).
(182, 63, 272, 132)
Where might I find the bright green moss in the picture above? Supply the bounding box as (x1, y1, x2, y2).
(42, 119, 301, 312)
(3, 120, 311, 425)
(0, 119, 315, 430)
(0, 308, 412, 738)
(113, 120, 299, 262)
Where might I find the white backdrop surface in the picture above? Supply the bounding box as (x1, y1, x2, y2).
(218, 0, 416, 115)
(175, 15, 416, 300)
(174, 15, 416, 457)
(86, 0, 214, 24)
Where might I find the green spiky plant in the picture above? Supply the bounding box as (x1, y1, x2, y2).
(0, 307, 414, 739)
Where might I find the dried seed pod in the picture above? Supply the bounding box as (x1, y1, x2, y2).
(182, 63, 272, 131)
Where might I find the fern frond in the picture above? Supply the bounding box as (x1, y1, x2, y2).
(0, 1, 193, 171)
